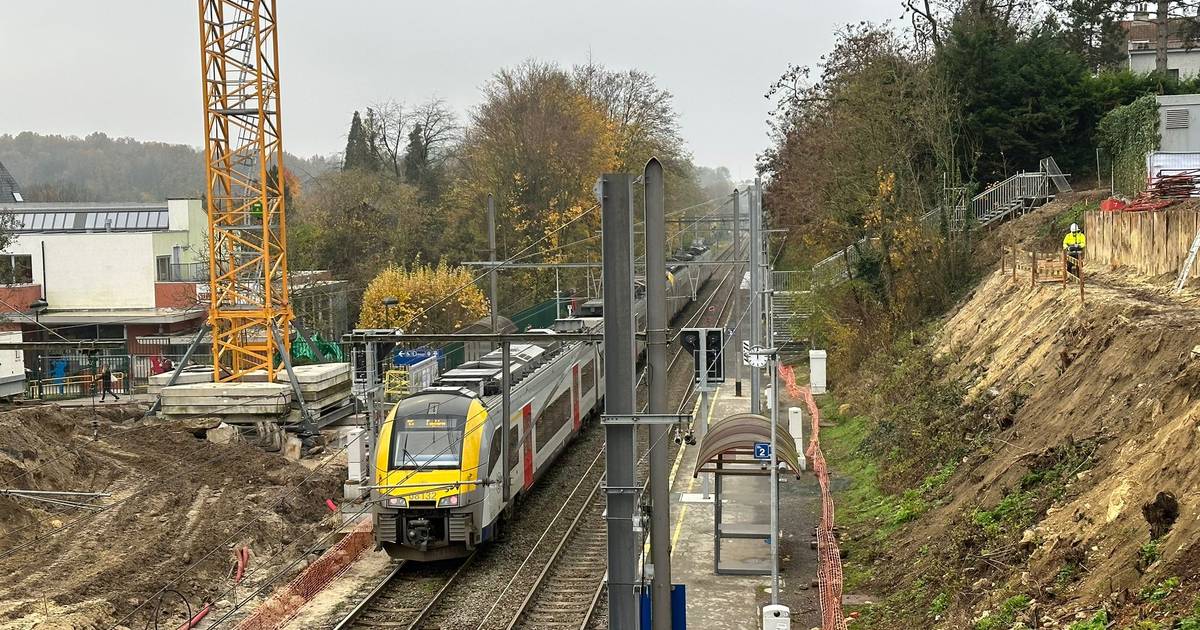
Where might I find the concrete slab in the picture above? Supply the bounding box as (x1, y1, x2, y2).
(275, 363, 351, 385)
(663, 379, 822, 629)
(148, 370, 213, 387)
(160, 382, 293, 397)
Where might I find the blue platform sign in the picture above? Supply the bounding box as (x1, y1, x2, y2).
(753, 442, 772, 460)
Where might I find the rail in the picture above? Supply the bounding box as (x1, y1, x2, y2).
(964, 172, 1049, 229)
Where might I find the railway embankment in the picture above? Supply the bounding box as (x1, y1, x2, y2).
(820, 201, 1200, 628)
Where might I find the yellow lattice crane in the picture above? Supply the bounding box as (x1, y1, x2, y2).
(197, 0, 292, 381)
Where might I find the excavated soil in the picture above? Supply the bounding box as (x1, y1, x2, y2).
(851, 197, 1200, 626)
(0, 405, 343, 629)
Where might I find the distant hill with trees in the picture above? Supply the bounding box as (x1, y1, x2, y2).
(0, 131, 336, 202)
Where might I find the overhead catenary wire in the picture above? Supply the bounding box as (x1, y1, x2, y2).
(106, 195, 745, 624)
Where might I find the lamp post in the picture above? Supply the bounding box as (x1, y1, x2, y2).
(382, 296, 399, 325)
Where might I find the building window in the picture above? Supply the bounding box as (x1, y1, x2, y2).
(0, 254, 33, 284)
(156, 255, 171, 281)
(1169, 68, 1181, 81)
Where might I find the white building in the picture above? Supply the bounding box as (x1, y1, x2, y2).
(1125, 15, 1200, 79)
(0, 199, 209, 390)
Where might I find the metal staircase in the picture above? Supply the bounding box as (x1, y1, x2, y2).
(771, 270, 814, 347)
(810, 157, 1072, 288)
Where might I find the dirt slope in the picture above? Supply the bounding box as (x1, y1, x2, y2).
(830, 197, 1200, 628)
(0, 405, 343, 629)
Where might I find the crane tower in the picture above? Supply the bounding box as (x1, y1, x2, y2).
(198, 0, 292, 381)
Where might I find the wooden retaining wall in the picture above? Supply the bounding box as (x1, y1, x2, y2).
(1085, 209, 1200, 279)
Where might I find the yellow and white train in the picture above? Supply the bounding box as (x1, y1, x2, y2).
(371, 243, 725, 561)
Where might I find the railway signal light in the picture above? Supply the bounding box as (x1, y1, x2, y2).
(681, 327, 725, 385)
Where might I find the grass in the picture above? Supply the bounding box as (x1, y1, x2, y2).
(971, 489, 1035, 538)
(974, 595, 1032, 630)
(1140, 577, 1182, 603)
(1067, 611, 1108, 630)
(1140, 539, 1162, 569)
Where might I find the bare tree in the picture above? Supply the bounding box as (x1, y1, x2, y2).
(363, 101, 408, 179)
(411, 98, 461, 166)
(361, 98, 461, 180)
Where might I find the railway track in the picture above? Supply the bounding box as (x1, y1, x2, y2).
(504, 249, 743, 630)
(332, 555, 477, 629)
(328, 246, 741, 630)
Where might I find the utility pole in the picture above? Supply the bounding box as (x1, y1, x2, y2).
(501, 341, 511, 503)
(761, 178, 773, 350)
(769, 350, 781, 604)
(601, 173, 638, 630)
(488, 194, 500, 342)
(644, 158, 672, 630)
(732, 189, 742, 398)
(748, 187, 762, 415)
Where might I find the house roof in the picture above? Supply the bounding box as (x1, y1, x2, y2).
(1123, 18, 1199, 51)
(0, 202, 170, 233)
(0, 160, 22, 203)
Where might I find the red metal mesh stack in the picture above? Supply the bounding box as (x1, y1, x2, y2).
(236, 518, 374, 630)
(778, 363, 847, 630)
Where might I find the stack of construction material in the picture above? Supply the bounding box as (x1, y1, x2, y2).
(159, 382, 292, 421)
(276, 363, 352, 414)
(1148, 170, 1200, 198)
(146, 366, 215, 396)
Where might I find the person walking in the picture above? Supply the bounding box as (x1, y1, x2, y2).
(98, 365, 119, 402)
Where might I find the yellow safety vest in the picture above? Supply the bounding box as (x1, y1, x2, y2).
(1063, 232, 1086, 249)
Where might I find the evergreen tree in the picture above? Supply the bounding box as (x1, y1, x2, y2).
(343, 111, 376, 172)
(403, 123, 428, 185)
(1052, 0, 1128, 71)
(403, 123, 440, 201)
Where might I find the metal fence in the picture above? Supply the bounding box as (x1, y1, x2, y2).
(157, 261, 208, 282)
(26, 354, 131, 400)
(963, 172, 1048, 228)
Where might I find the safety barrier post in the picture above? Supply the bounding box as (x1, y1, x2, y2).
(1062, 250, 1068, 288)
(1079, 255, 1085, 302)
(1030, 250, 1036, 288)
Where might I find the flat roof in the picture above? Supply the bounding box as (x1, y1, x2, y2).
(0, 202, 171, 233)
(34, 308, 204, 325)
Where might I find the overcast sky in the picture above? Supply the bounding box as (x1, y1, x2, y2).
(1, 0, 902, 180)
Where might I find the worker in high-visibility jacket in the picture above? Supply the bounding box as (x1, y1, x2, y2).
(1063, 223, 1085, 277)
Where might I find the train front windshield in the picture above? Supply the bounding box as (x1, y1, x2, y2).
(391, 415, 466, 469)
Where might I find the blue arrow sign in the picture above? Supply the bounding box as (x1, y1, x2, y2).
(753, 442, 772, 460)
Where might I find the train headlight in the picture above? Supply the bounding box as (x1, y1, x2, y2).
(438, 495, 460, 507)
(386, 496, 407, 508)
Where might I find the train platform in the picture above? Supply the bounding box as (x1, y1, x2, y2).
(665, 377, 821, 629)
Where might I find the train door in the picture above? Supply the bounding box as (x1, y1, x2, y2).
(572, 364, 581, 431)
(521, 403, 534, 489)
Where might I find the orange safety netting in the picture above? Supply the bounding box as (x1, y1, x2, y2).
(778, 364, 847, 630)
(235, 517, 374, 630)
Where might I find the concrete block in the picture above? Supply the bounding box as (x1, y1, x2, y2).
(275, 363, 351, 385)
(206, 422, 239, 445)
(160, 382, 293, 397)
(283, 436, 303, 461)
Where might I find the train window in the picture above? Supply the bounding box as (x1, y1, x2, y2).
(581, 360, 595, 395)
(390, 414, 466, 469)
(536, 390, 571, 451)
(508, 425, 520, 473)
(488, 426, 502, 476)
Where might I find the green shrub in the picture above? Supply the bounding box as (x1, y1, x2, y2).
(1067, 611, 1108, 630)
